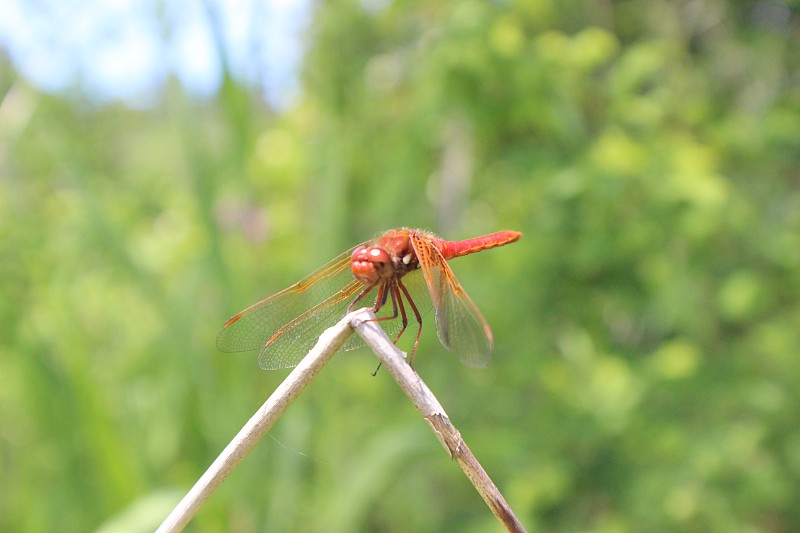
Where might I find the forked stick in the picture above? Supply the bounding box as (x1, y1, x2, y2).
(156, 308, 526, 533)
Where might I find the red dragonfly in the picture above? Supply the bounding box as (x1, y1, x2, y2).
(217, 228, 522, 369)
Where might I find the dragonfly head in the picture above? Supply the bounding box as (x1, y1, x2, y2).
(351, 245, 394, 285)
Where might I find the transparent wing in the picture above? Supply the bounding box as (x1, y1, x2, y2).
(217, 248, 366, 369)
(409, 233, 493, 367)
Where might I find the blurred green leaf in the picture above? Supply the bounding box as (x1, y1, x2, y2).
(3, 1, 800, 532)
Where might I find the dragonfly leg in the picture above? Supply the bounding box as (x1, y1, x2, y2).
(350, 279, 416, 372)
(397, 279, 423, 365)
(368, 280, 404, 329)
(389, 282, 409, 345)
(368, 281, 410, 340)
(373, 279, 392, 312)
(347, 282, 380, 312)
(367, 280, 403, 376)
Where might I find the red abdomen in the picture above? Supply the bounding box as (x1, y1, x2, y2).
(435, 230, 522, 259)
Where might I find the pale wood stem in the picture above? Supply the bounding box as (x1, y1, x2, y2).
(156, 308, 526, 533)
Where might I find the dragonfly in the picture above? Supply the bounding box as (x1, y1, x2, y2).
(217, 228, 522, 370)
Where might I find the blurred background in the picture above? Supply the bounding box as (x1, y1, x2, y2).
(2, 0, 800, 531)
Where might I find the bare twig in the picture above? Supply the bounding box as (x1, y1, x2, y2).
(156, 308, 526, 533)
(155, 315, 354, 533)
(351, 310, 527, 533)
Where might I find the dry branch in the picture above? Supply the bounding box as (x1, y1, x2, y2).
(156, 308, 526, 533)
(351, 311, 527, 533)
(155, 315, 354, 533)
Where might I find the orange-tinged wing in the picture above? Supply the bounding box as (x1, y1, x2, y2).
(409, 232, 493, 367)
(217, 248, 365, 369)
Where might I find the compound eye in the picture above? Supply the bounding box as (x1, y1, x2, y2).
(368, 247, 391, 268)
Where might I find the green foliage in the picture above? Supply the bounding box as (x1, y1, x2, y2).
(2, 1, 800, 532)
